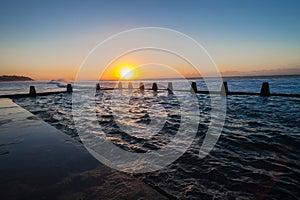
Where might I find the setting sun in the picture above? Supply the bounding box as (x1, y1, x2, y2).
(100, 64, 139, 80)
(119, 65, 135, 79)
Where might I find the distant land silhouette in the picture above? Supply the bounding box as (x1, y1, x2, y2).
(0, 75, 34, 82)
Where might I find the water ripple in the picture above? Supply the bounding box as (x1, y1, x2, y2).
(13, 89, 300, 199)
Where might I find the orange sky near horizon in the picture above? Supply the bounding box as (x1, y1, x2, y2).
(1, 40, 299, 82)
(1, 35, 299, 81)
(2, 64, 300, 81)
(99, 49, 201, 81)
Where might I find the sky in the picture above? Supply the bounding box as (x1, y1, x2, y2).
(0, 0, 299, 80)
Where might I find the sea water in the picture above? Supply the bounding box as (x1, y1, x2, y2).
(1, 75, 300, 199)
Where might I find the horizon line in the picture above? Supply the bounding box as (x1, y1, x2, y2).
(48, 73, 300, 82)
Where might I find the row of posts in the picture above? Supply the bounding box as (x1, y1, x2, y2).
(29, 84, 73, 96)
(28, 82, 270, 96)
(95, 81, 271, 96)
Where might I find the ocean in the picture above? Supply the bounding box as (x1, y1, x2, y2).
(1, 75, 300, 199)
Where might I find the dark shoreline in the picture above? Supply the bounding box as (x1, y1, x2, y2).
(0, 75, 34, 82)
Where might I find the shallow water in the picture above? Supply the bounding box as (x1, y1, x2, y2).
(12, 77, 300, 199)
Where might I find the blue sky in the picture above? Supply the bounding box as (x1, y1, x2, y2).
(0, 0, 299, 79)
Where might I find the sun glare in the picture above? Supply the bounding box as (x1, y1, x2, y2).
(120, 66, 134, 79)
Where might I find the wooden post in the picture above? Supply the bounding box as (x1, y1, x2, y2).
(220, 81, 228, 96)
(66, 84, 73, 93)
(190, 82, 197, 93)
(167, 82, 174, 94)
(118, 82, 122, 89)
(128, 82, 133, 89)
(152, 82, 158, 91)
(29, 86, 36, 96)
(260, 82, 270, 96)
(167, 82, 173, 91)
(96, 83, 101, 90)
(139, 82, 145, 90)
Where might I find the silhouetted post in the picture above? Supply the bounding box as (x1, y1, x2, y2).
(220, 82, 228, 96)
(29, 86, 36, 96)
(152, 82, 158, 91)
(66, 84, 73, 93)
(118, 82, 122, 89)
(167, 82, 173, 91)
(260, 82, 270, 96)
(128, 82, 133, 89)
(96, 83, 101, 90)
(139, 82, 145, 90)
(167, 82, 174, 93)
(190, 82, 197, 93)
